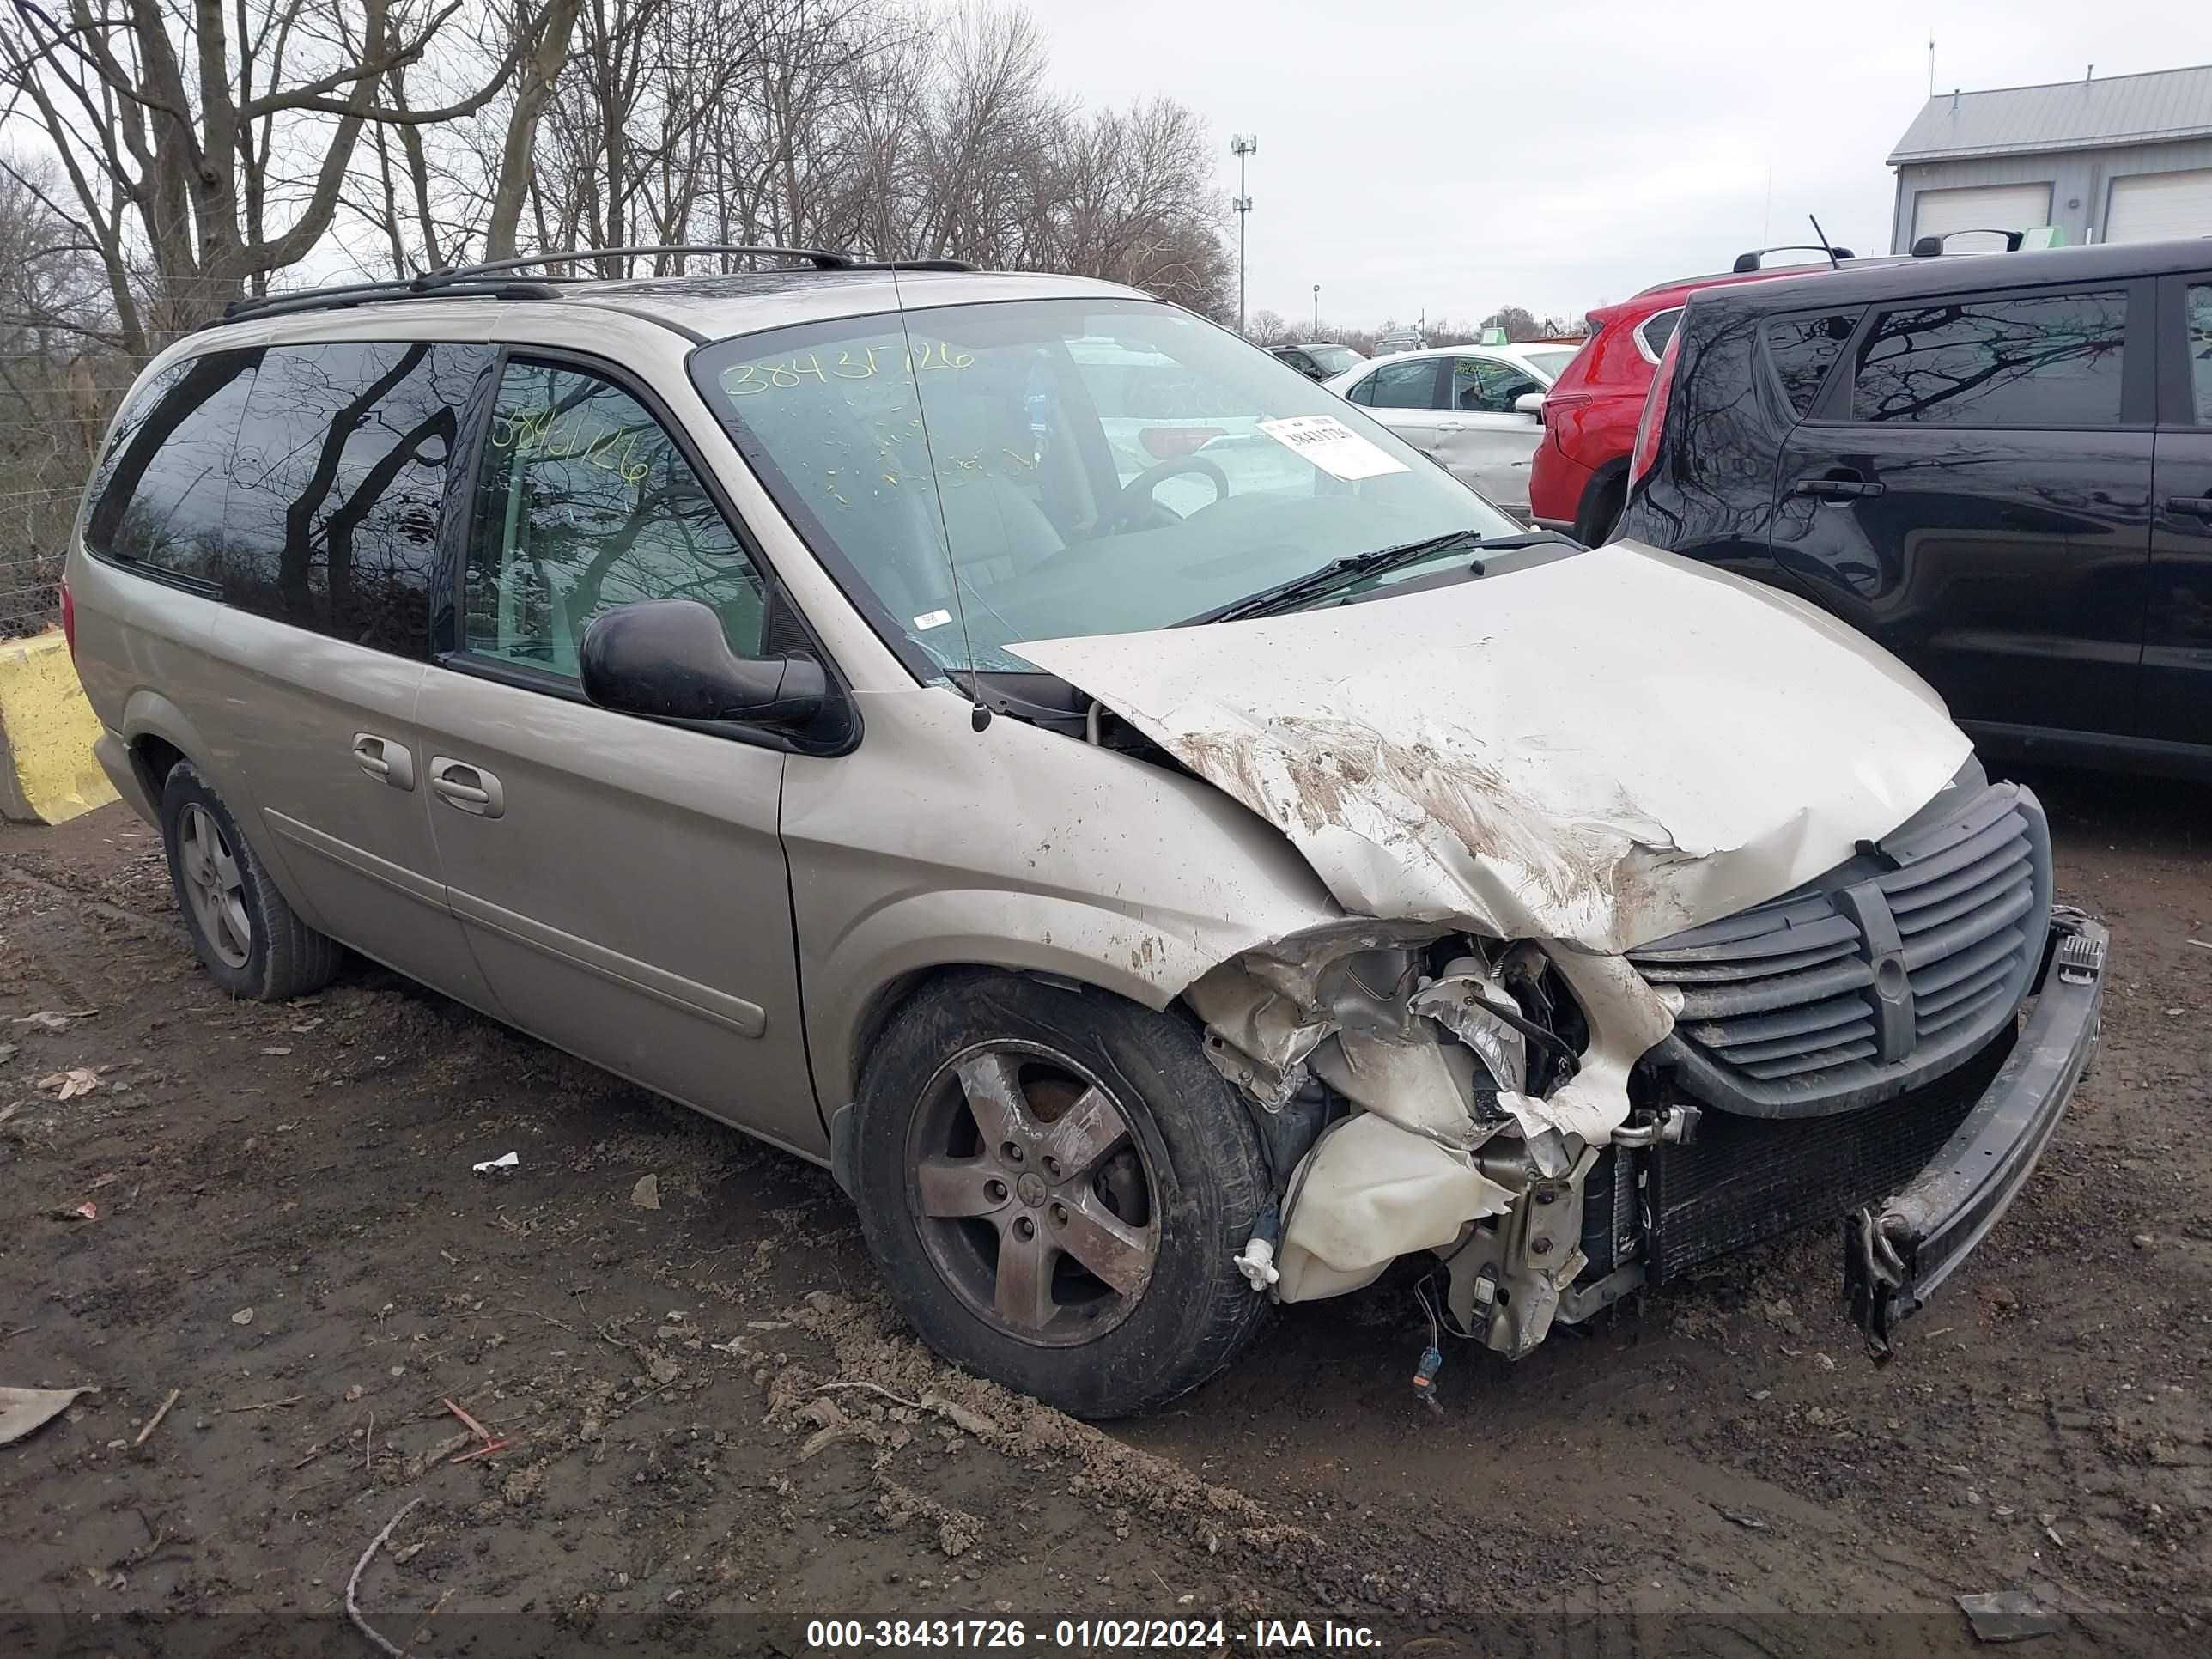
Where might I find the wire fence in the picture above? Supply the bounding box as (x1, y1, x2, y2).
(2, 484, 86, 640)
(3, 368, 115, 639)
(2, 545, 64, 637)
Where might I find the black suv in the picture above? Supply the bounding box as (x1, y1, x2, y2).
(1267, 341, 1365, 380)
(1618, 238, 2212, 775)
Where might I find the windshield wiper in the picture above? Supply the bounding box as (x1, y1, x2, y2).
(1182, 528, 1578, 625)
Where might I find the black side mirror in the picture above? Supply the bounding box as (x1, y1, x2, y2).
(580, 599, 826, 732)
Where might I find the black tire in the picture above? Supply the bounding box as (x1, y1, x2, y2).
(159, 761, 343, 1001)
(852, 970, 1273, 1419)
(1577, 470, 1626, 546)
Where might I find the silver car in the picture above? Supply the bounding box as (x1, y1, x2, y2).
(65, 249, 2106, 1417)
(1324, 343, 1577, 520)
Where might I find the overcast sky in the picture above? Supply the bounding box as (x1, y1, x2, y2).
(1030, 0, 2210, 331)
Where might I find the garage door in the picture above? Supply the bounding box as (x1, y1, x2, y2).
(2106, 168, 2212, 244)
(1911, 183, 2054, 251)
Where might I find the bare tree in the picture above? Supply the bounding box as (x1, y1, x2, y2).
(0, 0, 541, 345)
(3, 0, 1236, 341)
(485, 0, 584, 258)
(1480, 305, 1541, 343)
(0, 152, 114, 634)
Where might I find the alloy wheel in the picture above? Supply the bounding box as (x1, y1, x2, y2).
(907, 1041, 1160, 1346)
(178, 803, 252, 969)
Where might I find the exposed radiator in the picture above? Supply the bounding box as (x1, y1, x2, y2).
(1643, 1024, 2012, 1284)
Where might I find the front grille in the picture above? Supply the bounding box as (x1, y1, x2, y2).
(1627, 780, 2051, 1118)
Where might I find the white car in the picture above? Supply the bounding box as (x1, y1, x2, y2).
(1066, 336, 1309, 517)
(1323, 343, 1577, 520)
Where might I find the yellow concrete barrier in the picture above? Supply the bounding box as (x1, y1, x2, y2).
(0, 629, 118, 825)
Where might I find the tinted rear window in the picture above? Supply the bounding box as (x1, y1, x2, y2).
(1850, 290, 2128, 426)
(1638, 307, 1683, 361)
(2188, 283, 2212, 425)
(226, 341, 493, 654)
(1765, 310, 1863, 416)
(85, 351, 261, 586)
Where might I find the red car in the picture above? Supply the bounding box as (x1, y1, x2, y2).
(1531, 248, 1863, 543)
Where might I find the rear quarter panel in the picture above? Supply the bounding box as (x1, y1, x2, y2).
(1616, 299, 1798, 579)
(1531, 304, 1660, 526)
(63, 548, 236, 817)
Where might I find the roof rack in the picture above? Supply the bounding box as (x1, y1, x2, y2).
(208, 243, 975, 330)
(1910, 229, 2028, 258)
(1731, 244, 1856, 273)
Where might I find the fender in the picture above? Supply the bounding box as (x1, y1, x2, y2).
(807, 884, 1301, 1104)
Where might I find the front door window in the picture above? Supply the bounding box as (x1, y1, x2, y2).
(464, 362, 770, 678)
(1451, 357, 1543, 413)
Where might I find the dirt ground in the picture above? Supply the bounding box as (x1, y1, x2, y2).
(3, 765, 2208, 1656)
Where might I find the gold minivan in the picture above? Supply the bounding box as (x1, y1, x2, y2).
(66, 246, 2106, 1416)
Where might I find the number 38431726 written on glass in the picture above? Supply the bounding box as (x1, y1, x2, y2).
(723, 341, 975, 397)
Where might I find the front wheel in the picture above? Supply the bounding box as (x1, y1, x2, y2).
(852, 971, 1273, 1418)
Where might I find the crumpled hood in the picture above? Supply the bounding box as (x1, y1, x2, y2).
(1011, 541, 1972, 955)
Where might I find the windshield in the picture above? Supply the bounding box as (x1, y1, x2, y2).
(1306, 344, 1363, 374)
(691, 297, 1523, 673)
(1523, 348, 1578, 379)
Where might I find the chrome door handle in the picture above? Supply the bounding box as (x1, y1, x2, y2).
(428, 757, 505, 818)
(351, 732, 415, 791)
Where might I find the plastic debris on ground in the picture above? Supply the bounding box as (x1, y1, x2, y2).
(0, 1385, 96, 1446)
(13, 1009, 94, 1032)
(472, 1152, 520, 1174)
(1956, 1591, 2061, 1644)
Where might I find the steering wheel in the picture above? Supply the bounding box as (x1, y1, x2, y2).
(1103, 456, 1229, 533)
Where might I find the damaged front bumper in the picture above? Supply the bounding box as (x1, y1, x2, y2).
(1844, 914, 2107, 1358)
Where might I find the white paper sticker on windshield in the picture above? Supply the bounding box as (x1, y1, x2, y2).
(913, 609, 954, 631)
(1258, 415, 1408, 481)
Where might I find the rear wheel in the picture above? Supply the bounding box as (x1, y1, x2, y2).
(159, 762, 343, 1001)
(852, 971, 1272, 1418)
(1577, 470, 1626, 545)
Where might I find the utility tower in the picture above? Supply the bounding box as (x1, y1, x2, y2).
(1231, 134, 1257, 334)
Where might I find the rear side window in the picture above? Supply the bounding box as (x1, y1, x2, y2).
(1850, 290, 2128, 426)
(84, 351, 260, 587)
(1765, 310, 1863, 416)
(226, 342, 495, 654)
(463, 361, 769, 678)
(1634, 307, 1682, 364)
(2188, 283, 2212, 424)
(1358, 358, 1443, 410)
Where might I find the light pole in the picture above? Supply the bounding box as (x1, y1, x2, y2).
(1231, 133, 1257, 334)
(1312, 283, 1320, 339)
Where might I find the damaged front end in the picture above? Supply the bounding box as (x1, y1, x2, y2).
(1013, 546, 2102, 1369)
(1182, 772, 2107, 1371)
(1188, 925, 1680, 1359)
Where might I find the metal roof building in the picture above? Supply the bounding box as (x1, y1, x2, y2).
(1887, 64, 2212, 252)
